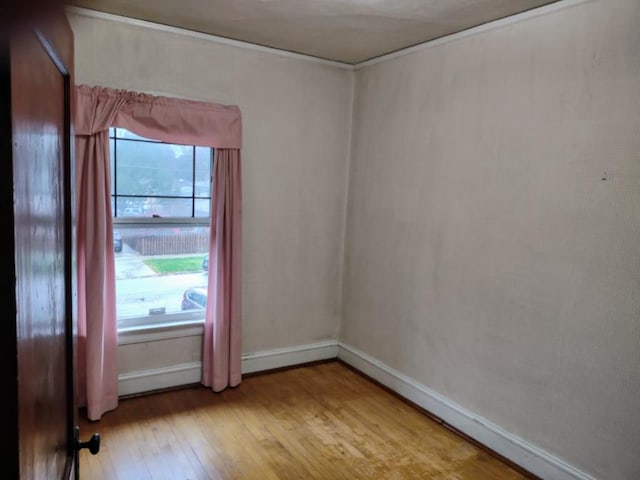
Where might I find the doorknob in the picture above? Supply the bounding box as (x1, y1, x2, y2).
(74, 427, 100, 455)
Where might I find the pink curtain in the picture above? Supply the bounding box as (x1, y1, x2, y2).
(202, 149, 242, 391)
(75, 92, 126, 421)
(76, 85, 242, 149)
(75, 85, 242, 419)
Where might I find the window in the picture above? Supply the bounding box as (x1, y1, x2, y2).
(110, 128, 213, 329)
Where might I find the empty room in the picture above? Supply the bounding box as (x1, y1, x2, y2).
(3, 0, 639, 479)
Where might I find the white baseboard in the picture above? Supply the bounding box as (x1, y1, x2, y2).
(241, 340, 338, 374)
(118, 340, 339, 396)
(118, 361, 202, 397)
(337, 342, 595, 480)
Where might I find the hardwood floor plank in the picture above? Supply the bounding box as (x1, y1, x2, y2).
(79, 362, 531, 480)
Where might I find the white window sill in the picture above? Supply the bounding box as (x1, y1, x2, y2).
(118, 318, 205, 345)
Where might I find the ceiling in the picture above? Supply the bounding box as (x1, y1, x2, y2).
(70, 0, 560, 64)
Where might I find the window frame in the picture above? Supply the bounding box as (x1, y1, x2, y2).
(110, 128, 214, 331)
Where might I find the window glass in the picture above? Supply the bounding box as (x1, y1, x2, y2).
(195, 146, 212, 196)
(114, 225, 209, 325)
(114, 127, 161, 142)
(111, 128, 213, 329)
(115, 141, 193, 197)
(110, 138, 115, 195)
(194, 199, 210, 218)
(115, 197, 194, 218)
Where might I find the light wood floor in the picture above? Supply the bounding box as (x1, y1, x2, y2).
(79, 362, 530, 480)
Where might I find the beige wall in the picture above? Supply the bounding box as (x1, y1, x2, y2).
(69, 12, 353, 354)
(342, 1, 640, 479)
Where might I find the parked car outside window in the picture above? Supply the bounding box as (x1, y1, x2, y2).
(114, 230, 123, 253)
(181, 286, 207, 311)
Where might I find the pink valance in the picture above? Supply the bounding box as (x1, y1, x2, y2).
(75, 84, 242, 149)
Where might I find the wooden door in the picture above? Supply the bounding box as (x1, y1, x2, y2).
(1, 15, 77, 480)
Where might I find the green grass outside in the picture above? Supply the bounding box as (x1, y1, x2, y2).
(143, 256, 206, 275)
